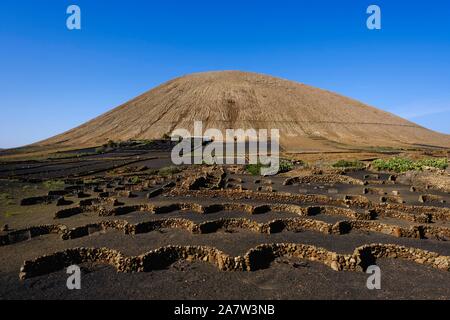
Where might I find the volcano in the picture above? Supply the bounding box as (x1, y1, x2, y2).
(37, 71, 450, 152)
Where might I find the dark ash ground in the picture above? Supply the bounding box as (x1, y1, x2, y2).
(1, 143, 449, 300)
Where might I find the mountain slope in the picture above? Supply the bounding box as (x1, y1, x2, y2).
(37, 71, 450, 152)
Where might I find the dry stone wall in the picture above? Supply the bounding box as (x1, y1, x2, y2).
(19, 243, 450, 280)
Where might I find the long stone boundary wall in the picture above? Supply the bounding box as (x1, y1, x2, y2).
(19, 243, 450, 280)
(168, 189, 450, 222)
(54, 195, 450, 226)
(3, 215, 449, 247)
(54, 201, 364, 219)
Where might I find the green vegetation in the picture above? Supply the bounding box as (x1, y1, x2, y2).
(362, 146, 403, 153)
(0, 193, 12, 201)
(416, 158, 449, 170)
(95, 147, 106, 154)
(129, 176, 141, 184)
(95, 139, 159, 154)
(332, 160, 365, 169)
(372, 157, 448, 173)
(158, 166, 182, 176)
(0, 193, 15, 205)
(245, 163, 266, 176)
(95, 139, 119, 154)
(141, 139, 155, 146)
(278, 160, 294, 173)
(48, 152, 95, 160)
(106, 139, 119, 148)
(246, 160, 293, 176)
(83, 178, 103, 184)
(42, 180, 65, 190)
(4, 212, 16, 218)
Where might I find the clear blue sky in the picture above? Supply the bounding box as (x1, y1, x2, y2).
(1, 0, 449, 148)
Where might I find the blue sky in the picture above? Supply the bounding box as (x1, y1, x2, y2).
(1, 0, 449, 148)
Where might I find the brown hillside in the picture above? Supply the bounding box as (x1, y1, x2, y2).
(37, 71, 450, 152)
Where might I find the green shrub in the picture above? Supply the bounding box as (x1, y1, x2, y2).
(372, 157, 448, 173)
(95, 147, 106, 154)
(48, 152, 94, 160)
(142, 140, 155, 146)
(415, 158, 448, 170)
(245, 163, 265, 176)
(332, 160, 365, 169)
(83, 178, 102, 184)
(158, 166, 181, 176)
(246, 160, 293, 175)
(96, 140, 119, 154)
(106, 140, 118, 148)
(42, 180, 65, 190)
(130, 176, 141, 184)
(279, 160, 294, 173)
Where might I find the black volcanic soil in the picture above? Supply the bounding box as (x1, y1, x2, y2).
(0, 144, 449, 300)
(2, 259, 450, 300)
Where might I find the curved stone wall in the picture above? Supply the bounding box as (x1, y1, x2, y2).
(19, 243, 450, 280)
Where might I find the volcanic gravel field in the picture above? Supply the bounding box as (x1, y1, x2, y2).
(0, 145, 449, 300)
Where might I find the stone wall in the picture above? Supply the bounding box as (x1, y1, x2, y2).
(19, 243, 450, 280)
